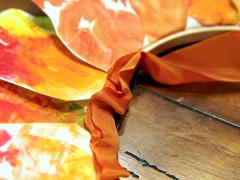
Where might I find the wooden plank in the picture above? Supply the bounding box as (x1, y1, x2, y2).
(119, 151, 172, 180)
(119, 87, 240, 180)
(138, 73, 240, 127)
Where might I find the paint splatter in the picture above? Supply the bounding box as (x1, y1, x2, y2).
(5, 147, 20, 166)
(0, 28, 42, 86)
(0, 130, 11, 147)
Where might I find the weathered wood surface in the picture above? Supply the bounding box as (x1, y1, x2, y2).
(119, 86, 240, 180)
(119, 151, 171, 180)
(137, 72, 240, 128)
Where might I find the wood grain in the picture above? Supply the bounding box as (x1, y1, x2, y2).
(119, 86, 240, 180)
(138, 73, 240, 127)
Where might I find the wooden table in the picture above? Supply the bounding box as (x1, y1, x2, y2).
(119, 72, 240, 180)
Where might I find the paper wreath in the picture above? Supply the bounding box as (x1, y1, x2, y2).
(1, 1, 240, 179)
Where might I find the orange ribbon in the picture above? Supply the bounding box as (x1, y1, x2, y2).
(85, 31, 240, 179)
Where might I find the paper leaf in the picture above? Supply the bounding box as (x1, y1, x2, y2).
(0, 9, 106, 100)
(0, 80, 87, 124)
(0, 123, 96, 179)
(32, 0, 145, 71)
(130, 0, 188, 43)
(189, 0, 238, 25)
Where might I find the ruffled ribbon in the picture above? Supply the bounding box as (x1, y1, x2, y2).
(85, 31, 240, 179)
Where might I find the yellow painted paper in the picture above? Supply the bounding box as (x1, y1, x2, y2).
(0, 9, 106, 101)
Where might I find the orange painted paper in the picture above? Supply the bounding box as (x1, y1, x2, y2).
(189, 0, 238, 25)
(130, 0, 189, 42)
(0, 10, 97, 179)
(32, 0, 145, 71)
(0, 9, 106, 101)
(0, 80, 87, 124)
